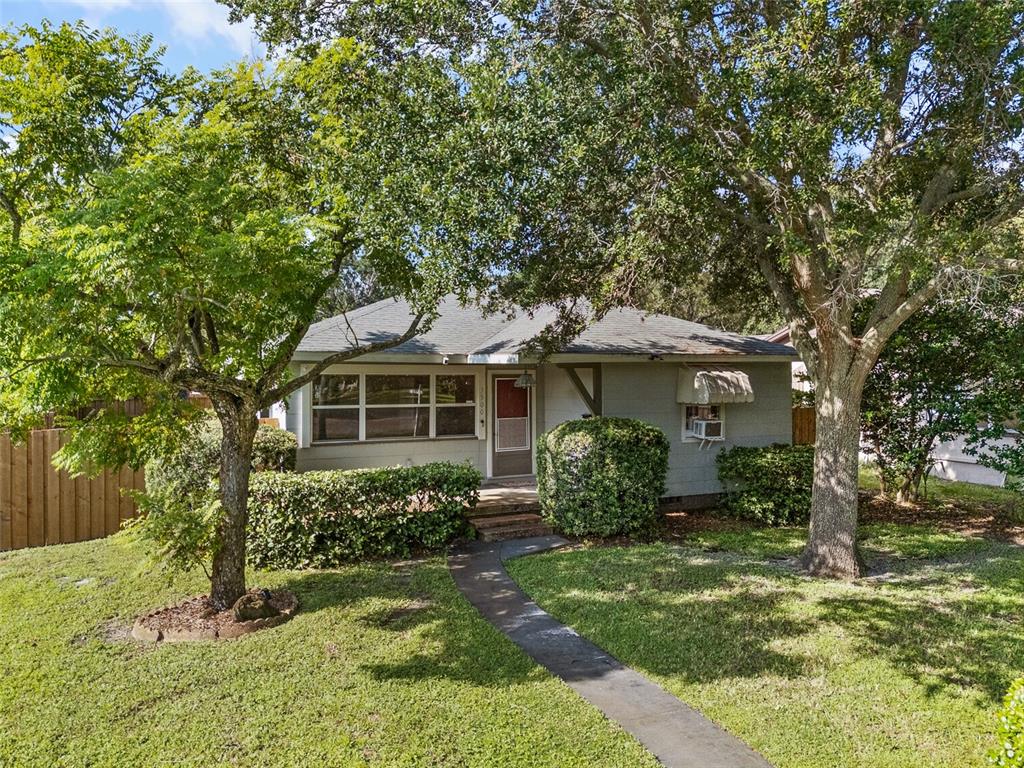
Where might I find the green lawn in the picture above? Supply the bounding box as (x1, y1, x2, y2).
(507, 526, 1024, 768)
(0, 536, 658, 768)
(858, 466, 1021, 513)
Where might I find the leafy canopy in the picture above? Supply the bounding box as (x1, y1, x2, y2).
(860, 287, 1024, 500)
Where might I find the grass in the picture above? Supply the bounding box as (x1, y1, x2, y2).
(507, 528, 1024, 768)
(0, 536, 658, 768)
(858, 466, 1021, 511)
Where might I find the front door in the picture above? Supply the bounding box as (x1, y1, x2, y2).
(492, 377, 532, 477)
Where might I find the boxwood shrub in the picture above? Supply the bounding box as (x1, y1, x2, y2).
(247, 462, 481, 568)
(536, 416, 669, 537)
(716, 443, 814, 525)
(992, 678, 1024, 767)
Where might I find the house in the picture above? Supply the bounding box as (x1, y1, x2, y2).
(285, 296, 798, 503)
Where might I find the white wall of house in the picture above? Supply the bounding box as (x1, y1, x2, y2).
(600, 361, 793, 497)
(930, 434, 1010, 487)
(285, 358, 794, 498)
(539, 365, 593, 430)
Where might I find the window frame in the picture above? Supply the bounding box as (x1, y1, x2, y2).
(310, 369, 480, 444)
(310, 374, 360, 443)
(682, 403, 725, 442)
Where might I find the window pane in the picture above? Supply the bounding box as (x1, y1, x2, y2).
(436, 405, 476, 437)
(436, 375, 475, 404)
(365, 375, 430, 405)
(313, 408, 358, 441)
(365, 406, 430, 439)
(314, 375, 359, 406)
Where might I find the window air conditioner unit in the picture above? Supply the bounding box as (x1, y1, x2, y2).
(692, 419, 723, 440)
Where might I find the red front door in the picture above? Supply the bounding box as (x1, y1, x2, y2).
(492, 377, 532, 476)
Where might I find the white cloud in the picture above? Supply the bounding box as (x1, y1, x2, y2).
(58, 0, 262, 59)
(157, 0, 261, 58)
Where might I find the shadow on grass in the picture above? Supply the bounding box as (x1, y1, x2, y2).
(816, 549, 1024, 702)
(278, 562, 542, 688)
(511, 542, 1024, 704)
(512, 546, 816, 684)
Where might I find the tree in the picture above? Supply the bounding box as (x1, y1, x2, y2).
(227, 2, 1024, 576)
(0, 26, 491, 607)
(860, 290, 1024, 503)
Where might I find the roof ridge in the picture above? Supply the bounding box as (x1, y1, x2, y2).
(469, 303, 555, 354)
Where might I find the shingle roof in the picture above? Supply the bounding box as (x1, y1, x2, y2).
(296, 295, 797, 360)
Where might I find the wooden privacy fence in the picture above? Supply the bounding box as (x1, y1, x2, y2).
(792, 407, 816, 446)
(0, 430, 144, 552)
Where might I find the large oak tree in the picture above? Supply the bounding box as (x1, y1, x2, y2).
(227, 0, 1024, 577)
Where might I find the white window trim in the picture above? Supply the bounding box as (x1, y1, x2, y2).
(310, 366, 481, 444)
(681, 403, 725, 443)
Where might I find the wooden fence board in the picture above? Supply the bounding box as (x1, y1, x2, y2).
(75, 472, 90, 542)
(28, 432, 45, 547)
(59, 433, 75, 541)
(44, 431, 61, 545)
(0, 436, 10, 550)
(11, 441, 27, 549)
(0, 429, 143, 551)
(792, 407, 816, 446)
(90, 473, 105, 540)
(104, 466, 117, 535)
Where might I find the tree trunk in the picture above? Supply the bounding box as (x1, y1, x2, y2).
(801, 361, 868, 579)
(209, 401, 258, 610)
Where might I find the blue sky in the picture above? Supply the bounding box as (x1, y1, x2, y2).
(1, 0, 266, 72)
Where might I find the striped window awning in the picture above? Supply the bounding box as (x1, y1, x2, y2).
(677, 367, 754, 404)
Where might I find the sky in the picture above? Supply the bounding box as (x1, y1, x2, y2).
(1, 0, 266, 72)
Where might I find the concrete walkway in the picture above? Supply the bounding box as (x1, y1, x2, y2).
(448, 537, 773, 768)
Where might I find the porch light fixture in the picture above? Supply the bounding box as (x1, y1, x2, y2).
(513, 372, 535, 388)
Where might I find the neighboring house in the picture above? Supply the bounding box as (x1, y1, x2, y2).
(763, 326, 811, 393)
(285, 296, 797, 502)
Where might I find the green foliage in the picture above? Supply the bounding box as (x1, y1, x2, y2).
(716, 444, 814, 526)
(861, 293, 1024, 501)
(128, 419, 296, 575)
(0, 23, 500, 599)
(992, 679, 1024, 768)
(247, 463, 481, 568)
(536, 417, 669, 537)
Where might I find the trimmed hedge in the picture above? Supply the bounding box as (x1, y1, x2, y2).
(992, 678, 1024, 767)
(247, 462, 481, 568)
(536, 416, 669, 537)
(716, 443, 814, 525)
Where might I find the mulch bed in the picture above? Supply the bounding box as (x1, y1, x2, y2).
(858, 490, 1024, 544)
(132, 589, 298, 643)
(656, 490, 1024, 546)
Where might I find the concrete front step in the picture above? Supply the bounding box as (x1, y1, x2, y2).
(472, 513, 545, 530)
(479, 524, 554, 542)
(469, 512, 553, 542)
(468, 503, 542, 519)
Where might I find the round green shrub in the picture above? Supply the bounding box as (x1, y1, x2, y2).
(716, 443, 814, 525)
(992, 678, 1024, 767)
(536, 416, 669, 537)
(247, 462, 481, 568)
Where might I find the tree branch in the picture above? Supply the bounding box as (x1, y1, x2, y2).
(261, 312, 426, 407)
